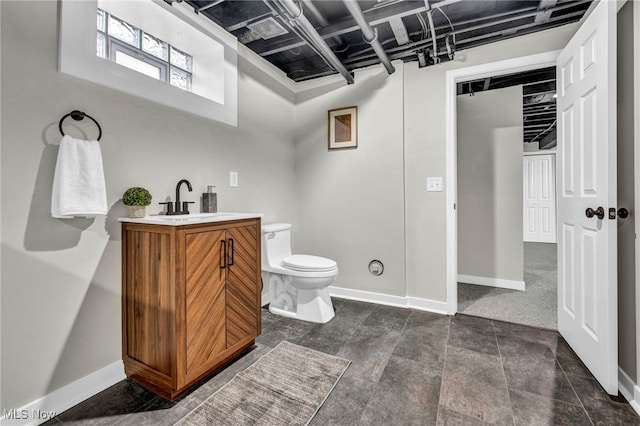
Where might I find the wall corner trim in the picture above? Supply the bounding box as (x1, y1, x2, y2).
(618, 367, 640, 417)
(329, 286, 449, 315)
(457, 274, 526, 291)
(0, 361, 125, 426)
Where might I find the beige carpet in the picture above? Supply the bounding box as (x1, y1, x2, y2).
(458, 242, 557, 329)
(178, 341, 351, 426)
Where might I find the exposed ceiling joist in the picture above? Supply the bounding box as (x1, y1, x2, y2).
(256, 0, 586, 59)
(270, 0, 354, 83)
(186, 0, 589, 84)
(331, 2, 588, 68)
(195, 0, 224, 13)
(257, 1, 432, 57)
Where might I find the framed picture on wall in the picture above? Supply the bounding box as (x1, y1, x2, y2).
(328, 106, 357, 150)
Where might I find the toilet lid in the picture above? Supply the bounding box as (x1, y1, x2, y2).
(281, 255, 337, 272)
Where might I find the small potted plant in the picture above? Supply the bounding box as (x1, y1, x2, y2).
(123, 187, 152, 218)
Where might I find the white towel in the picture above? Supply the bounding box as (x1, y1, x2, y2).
(51, 135, 108, 219)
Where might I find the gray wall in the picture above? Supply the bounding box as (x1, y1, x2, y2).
(457, 86, 524, 283)
(1, 1, 297, 410)
(294, 66, 406, 296)
(617, 0, 636, 382)
(291, 25, 578, 303)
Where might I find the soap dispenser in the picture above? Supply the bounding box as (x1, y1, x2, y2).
(202, 185, 217, 213)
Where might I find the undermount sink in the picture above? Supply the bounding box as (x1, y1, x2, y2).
(118, 212, 263, 226)
(155, 212, 237, 221)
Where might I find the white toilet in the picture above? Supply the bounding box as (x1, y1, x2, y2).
(261, 223, 338, 324)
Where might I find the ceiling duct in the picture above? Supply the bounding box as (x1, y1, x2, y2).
(342, 0, 395, 75)
(246, 17, 289, 40)
(271, 0, 354, 84)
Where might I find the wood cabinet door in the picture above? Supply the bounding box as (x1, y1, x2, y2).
(184, 230, 227, 378)
(225, 224, 259, 348)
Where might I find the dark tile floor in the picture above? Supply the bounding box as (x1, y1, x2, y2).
(45, 299, 639, 425)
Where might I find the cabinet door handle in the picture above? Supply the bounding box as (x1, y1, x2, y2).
(228, 238, 235, 266)
(220, 240, 227, 269)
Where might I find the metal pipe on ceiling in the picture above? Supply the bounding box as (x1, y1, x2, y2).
(342, 0, 395, 75)
(423, 2, 439, 63)
(273, 0, 354, 84)
(300, 0, 346, 49)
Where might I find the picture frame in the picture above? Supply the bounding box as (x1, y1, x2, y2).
(328, 106, 357, 150)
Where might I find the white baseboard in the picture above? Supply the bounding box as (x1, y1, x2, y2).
(618, 367, 640, 416)
(329, 286, 449, 315)
(329, 286, 407, 308)
(457, 274, 525, 291)
(0, 361, 125, 426)
(406, 297, 449, 315)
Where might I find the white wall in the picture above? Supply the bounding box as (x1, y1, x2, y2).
(0, 0, 296, 411)
(457, 86, 524, 283)
(294, 65, 406, 296)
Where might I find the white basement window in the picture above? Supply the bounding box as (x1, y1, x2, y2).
(97, 9, 194, 92)
(59, 0, 238, 126)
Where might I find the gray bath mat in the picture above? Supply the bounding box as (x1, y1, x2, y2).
(178, 341, 351, 426)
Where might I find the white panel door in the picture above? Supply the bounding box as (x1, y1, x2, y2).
(523, 154, 557, 243)
(556, 0, 617, 394)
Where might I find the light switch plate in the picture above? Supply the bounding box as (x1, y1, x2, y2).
(427, 177, 443, 192)
(229, 171, 238, 187)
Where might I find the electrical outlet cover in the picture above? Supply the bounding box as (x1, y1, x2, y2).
(427, 177, 443, 192)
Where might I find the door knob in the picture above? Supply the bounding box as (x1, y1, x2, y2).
(618, 208, 629, 219)
(586, 207, 605, 219)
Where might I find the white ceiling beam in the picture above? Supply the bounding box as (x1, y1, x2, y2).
(388, 17, 410, 45)
(535, 0, 557, 23)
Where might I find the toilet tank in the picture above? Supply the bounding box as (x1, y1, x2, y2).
(261, 223, 293, 269)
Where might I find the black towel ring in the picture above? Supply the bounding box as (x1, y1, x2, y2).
(59, 110, 102, 141)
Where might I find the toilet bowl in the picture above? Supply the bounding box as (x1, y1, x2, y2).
(261, 223, 338, 323)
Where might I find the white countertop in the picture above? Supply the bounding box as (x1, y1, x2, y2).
(118, 212, 263, 226)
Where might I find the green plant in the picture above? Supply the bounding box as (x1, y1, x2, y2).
(122, 187, 152, 206)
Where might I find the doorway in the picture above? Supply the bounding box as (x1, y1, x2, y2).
(445, 0, 623, 397)
(443, 51, 560, 317)
(453, 69, 559, 330)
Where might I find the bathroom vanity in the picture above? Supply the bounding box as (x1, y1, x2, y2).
(119, 213, 262, 400)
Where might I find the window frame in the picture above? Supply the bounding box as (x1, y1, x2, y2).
(109, 38, 169, 81)
(59, 0, 238, 126)
(98, 9, 193, 91)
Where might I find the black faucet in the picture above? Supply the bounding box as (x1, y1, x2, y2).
(170, 179, 193, 215)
